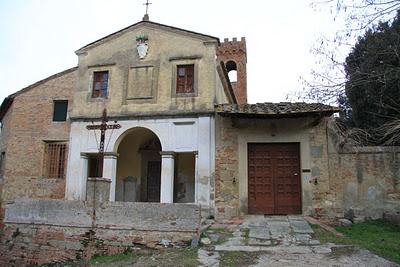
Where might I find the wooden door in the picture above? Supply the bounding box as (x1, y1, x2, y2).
(248, 143, 301, 215)
(147, 161, 161, 202)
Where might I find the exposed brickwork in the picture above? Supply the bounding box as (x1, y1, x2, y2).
(214, 115, 240, 219)
(214, 115, 400, 221)
(217, 37, 247, 104)
(0, 223, 194, 266)
(0, 200, 199, 266)
(0, 68, 77, 203)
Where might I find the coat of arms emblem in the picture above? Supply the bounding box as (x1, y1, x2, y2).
(136, 34, 149, 59)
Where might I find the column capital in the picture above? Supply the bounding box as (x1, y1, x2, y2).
(104, 152, 119, 159)
(160, 151, 175, 157)
(80, 152, 119, 159)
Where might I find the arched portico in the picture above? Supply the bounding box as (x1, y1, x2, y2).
(111, 126, 185, 203)
(115, 127, 162, 202)
(66, 116, 213, 207)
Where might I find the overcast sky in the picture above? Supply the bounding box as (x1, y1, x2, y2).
(0, 0, 341, 104)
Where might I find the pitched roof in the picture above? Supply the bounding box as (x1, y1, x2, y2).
(0, 67, 77, 122)
(76, 20, 220, 54)
(215, 102, 340, 118)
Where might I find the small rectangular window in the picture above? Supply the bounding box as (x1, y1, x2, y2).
(88, 155, 103, 178)
(44, 142, 67, 178)
(53, 100, 68, 122)
(176, 64, 194, 94)
(92, 71, 109, 98)
(0, 152, 5, 178)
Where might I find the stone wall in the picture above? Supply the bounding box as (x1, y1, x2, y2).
(0, 199, 200, 266)
(214, 115, 400, 221)
(325, 123, 400, 220)
(0, 68, 76, 203)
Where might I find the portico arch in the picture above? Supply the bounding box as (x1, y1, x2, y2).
(114, 127, 162, 202)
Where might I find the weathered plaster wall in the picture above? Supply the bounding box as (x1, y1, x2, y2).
(215, 115, 400, 221)
(1, 69, 76, 203)
(0, 199, 200, 266)
(71, 23, 219, 119)
(174, 153, 195, 203)
(66, 115, 214, 208)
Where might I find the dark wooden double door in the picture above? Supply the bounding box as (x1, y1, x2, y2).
(248, 143, 301, 215)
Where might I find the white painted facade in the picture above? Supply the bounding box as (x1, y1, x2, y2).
(65, 115, 215, 208)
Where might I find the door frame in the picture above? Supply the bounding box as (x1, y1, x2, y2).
(238, 134, 311, 216)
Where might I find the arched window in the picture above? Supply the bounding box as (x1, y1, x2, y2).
(225, 60, 237, 82)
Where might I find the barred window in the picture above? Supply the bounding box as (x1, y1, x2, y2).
(45, 142, 67, 178)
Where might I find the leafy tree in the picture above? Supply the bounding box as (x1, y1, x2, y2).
(345, 12, 400, 131)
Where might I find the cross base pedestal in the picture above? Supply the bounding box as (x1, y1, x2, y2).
(86, 177, 111, 204)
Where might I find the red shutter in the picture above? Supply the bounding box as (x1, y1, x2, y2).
(176, 65, 194, 94)
(92, 71, 108, 98)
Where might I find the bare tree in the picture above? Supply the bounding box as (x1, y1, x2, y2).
(295, 0, 400, 103)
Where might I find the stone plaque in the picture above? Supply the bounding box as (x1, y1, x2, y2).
(127, 66, 154, 99)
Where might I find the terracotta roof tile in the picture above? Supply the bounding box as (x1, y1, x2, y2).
(215, 102, 340, 118)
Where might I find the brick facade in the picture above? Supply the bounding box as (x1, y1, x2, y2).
(0, 68, 77, 204)
(217, 37, 247, 104)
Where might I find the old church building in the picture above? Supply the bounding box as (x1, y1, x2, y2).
(0, 14, 398, 232)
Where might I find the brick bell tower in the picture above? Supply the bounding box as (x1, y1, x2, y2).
(217, 37, 247, 104)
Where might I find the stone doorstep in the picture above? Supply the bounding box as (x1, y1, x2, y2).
(264, 216, 290, 222)
(288, 215, 306, 221)
(290, 220, 314, 234)
(248, 226, 271, 240)
(248, 238, 272, 246)
(215, 244, 315, 253)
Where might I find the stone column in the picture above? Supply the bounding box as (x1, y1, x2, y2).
(194, 151, 199, 203)
(160, 151, 175, 203)
(80, 154, 89, 200)
(197, 116, 211, 206)
(104, 153, 118, 201)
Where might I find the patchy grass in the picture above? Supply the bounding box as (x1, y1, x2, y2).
(311, 224, 353, 245)
(89, 248, 199, 266)
(205, 227, 234, 245)
(89, 250, 145, 265)
(312, 220, 400, 264)
(242, 228, 250, 245)
(336, 219, 400, 264)
(219, 251, 261, 267)
(328, 246, 357, 259)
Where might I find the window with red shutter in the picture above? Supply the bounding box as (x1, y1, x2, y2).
(176, 64, 194, 94)
(92, 71, 109, 98)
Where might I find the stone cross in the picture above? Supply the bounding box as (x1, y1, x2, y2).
(86, 108, 121, 177)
